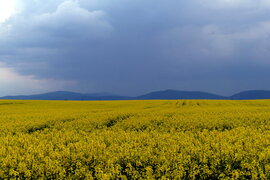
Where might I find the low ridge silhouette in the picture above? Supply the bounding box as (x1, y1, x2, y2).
(1, 89, 270, 100)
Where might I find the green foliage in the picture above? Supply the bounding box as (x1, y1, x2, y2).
(0, 99, 269, 179)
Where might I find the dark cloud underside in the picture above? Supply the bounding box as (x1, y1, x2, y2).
(1, 0, 270, 96)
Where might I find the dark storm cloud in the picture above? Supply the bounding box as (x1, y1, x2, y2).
(1, 0, 270, 95)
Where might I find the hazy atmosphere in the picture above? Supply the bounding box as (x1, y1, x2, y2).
(1, 0, 270, 96)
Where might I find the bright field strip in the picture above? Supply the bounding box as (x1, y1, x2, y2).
(0, 99, 269, 179)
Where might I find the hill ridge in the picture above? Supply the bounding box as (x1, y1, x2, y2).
(1, 89, 270, 100)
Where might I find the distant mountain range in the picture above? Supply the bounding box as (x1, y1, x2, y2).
(137, 89, 226, 100)
(0, 91, 132, 100)
(230, 90, 270, 100)
(1, 89, 270, 100)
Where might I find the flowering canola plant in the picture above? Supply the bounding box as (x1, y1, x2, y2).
(0, 100, 269, 179)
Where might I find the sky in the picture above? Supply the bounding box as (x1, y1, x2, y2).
(0, 0, 270, 96)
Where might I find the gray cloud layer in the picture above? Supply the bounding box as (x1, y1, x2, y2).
(1, 0, 270, 96)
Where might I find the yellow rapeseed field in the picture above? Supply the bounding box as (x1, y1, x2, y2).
(0, 99, 269, 179)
